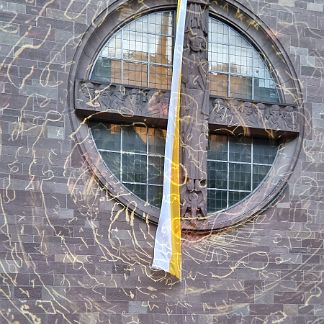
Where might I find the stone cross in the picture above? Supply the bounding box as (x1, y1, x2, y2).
(74, 1, 299, 220)
(180, 0, 210, 219)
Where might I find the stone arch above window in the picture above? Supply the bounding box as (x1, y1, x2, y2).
(69, 0, 303, 231)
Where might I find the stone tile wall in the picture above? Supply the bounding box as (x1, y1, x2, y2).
(0, 0, 323, 323)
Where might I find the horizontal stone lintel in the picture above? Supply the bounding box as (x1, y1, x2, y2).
(75, 80, 300, 138)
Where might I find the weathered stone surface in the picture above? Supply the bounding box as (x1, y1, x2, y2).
(76, 80, 300, 135)
(0, 0, 323, 323)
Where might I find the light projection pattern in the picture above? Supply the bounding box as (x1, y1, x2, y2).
(0, 1, 320, 324)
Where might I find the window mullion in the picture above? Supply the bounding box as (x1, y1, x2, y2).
(120, 127, 123, 181)
(121, 29, 124, 84)
(251, 138, 254, 192)
(146, 127, 149, 203)
(227, 27, 231, 97)
(252, 51, 255, 100)
(227, 137, 230, 209)
(147, 17, 150, 87)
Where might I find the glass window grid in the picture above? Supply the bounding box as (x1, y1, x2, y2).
(207, 136, 276, 212)
(208, 18, 279, 102)
(96, 125, 164, 207)
(92, 123, 277, 212)
(91, 11, 280, 102)
(91, 11, 174, 89)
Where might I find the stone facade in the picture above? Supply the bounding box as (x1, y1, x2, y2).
(0, 0, 323, 323)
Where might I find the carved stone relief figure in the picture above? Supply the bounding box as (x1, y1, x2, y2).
(266, 104, 281, 128)
(98, 85, 126, 112)
(207, 97, 297, 132)
(123, 88, 143, 115)
(79, 82, 98, 107)
(148, 90, 169, 118)
(180, 1, 209, 219)
(243, 101, 259, 125)
(279, 105, 295, 130)
(211, 98, 231, 124)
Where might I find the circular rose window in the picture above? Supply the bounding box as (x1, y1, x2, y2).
(70, 1, 302, 230)
(89, 11, 281, 211)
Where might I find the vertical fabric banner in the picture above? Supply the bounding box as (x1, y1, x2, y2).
(152, 0, 187, 280)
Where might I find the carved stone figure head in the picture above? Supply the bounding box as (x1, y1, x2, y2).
(187, 28, 207, 52)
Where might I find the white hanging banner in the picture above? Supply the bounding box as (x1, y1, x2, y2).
(152, 0, 187, 280)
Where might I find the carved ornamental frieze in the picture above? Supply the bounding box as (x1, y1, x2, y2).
(75, 80, 299, 134)
(75, 82, 169, 120)
(209, 98, 298, 132)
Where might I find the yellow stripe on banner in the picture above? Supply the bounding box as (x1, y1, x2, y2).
(176, 0, 181, 21)
(169, 75, 182, 279)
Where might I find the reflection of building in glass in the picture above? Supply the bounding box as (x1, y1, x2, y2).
(92, 12, 279, 102)
(92, 12, 173, 89)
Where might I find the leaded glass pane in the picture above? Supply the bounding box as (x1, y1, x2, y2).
(209, 73, 228, 97)
(230, 75, 252, 100)
(124, 183, 147, 201)
(122, 62, 148, 87)
(229, 137, 251, 162)
(229, 163, 251, 191)
(208, 17, 280, 102)
(122, 154, 147, 183)
(253, 53, 268, 79)
(208, 134, 228, 160)
(109, 60, 122, 84)
(123, 126, 147, 153)
(148, 35, 173, 65)
(253, 138, 277, 164)
(228, 191, 250, 206)
(91, 11, 174, 89)
(149, 65, 172, 89)
(254, 78, 279, 103)
(92, 123, 121, 151)
(91, 57, 111, 83)
(207, 161, 227, 189)
(207, 190, 228, 212)
(91, 123, 278, 211)
(148, 185, 163, 207)
(209, 43, 229, 72)
(148, 156, 164, 185)
(148, 129, 166, 155)
(101, 152, 121, 179)
(209, 19, 229, 45)
(123, 30, 148, 61)
(253, 165, 271, 189)
(229, 45, 253, 76)
(106, 34, 122, 59)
